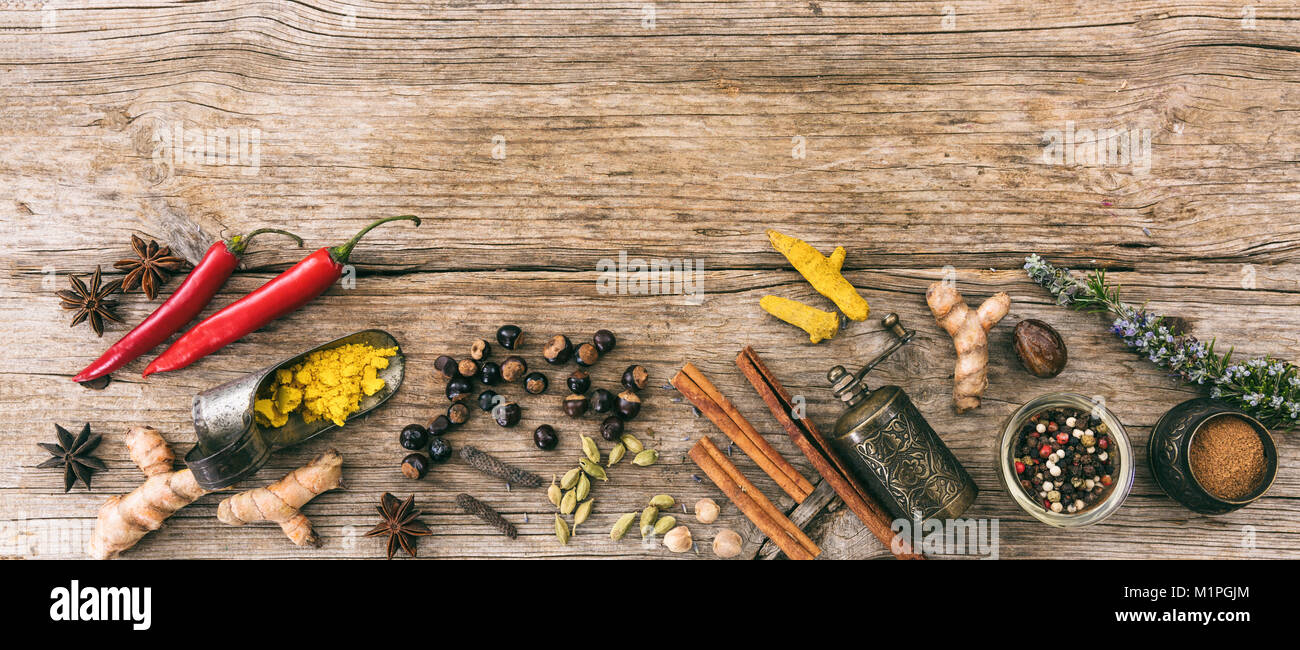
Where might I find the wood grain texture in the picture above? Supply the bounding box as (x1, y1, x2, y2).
(1, 1, 1297, 559)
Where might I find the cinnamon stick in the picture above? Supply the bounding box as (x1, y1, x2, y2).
(688, 437, 820, 560)
(736, 346, 923, 560)
(672, 364, 814, 502)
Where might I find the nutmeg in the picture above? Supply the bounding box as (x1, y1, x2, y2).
(1012, 319, 1068, 378)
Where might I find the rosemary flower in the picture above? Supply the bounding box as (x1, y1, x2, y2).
(1024, 255, 1299, 429)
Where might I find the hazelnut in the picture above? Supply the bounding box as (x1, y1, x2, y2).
(574, 342, 599, 367)
(590, 388, 616, 414)
(494, 402, 522, 427)
(501, 355, 528, 383)
(543, 334, 573, 365)
(712, 528, 743, 558)
(599, 415, 624, 441)
(524, 371, 549, 395)
(400, 453, 428, 479)
(1013, 319, 1068, 378)
(566, 369, 591, 394)
(469, 338, 490, 361)
(457, 358, 479, 378)
(434, 355, 458, 380)
(663, 525, 692, 553)
(616, 390, 641, 420)
(446, 402, 470, 425)
(592, 329, 617, 355)
(496, 324, 523, 350)
(562, 393, 589, 417)
(621, 364, 649, 391)
(694, 498, 719, 524)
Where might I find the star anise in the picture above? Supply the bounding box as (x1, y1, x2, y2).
(56, 265, 124, 337)
(38, 423, 106, 492)
(114, 234, 186, 299)
(364, 493, 432, 559)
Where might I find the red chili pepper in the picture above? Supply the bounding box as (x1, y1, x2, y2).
(143, 215, 420, 377)
(72, 229, 303, 383)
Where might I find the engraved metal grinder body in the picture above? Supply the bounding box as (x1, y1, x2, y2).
(825, 314, 979, 522)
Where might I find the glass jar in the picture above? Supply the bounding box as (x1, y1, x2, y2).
(997, 392, 1134, 527)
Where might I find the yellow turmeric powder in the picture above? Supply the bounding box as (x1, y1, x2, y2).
(255, 343, 397, 428)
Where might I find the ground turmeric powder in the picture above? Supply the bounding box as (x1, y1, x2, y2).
(255, 343, 397, 428)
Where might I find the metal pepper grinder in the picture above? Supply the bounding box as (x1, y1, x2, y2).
(825, 314, 979, 522)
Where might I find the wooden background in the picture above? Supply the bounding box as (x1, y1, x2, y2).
(1, 1, 1297, 559)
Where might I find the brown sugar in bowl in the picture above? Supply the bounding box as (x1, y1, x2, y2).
(1148, 398, 1278, 515)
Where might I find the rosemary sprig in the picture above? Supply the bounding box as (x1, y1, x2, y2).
(1024, 254, 1299, 430)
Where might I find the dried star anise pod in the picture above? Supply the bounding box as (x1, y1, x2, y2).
(113, 234, 186, 299)
(56, 265, 124, 337)
(38, 423, 106, 492)
(364, 493, 432, 559)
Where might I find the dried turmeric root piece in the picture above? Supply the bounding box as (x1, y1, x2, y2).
(760, 295, 839, 343)
(767, 229, 870, 321)
(216, 448, 343, 547)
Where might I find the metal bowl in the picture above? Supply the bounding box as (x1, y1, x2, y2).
(1148, 397, 1277, 515)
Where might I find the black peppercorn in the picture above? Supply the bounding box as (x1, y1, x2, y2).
(478, 361, 503, 385)
(401, 453, 428, 479)
(435, 355, 458, 380)
(501, 355, 527, 383)
(457, 358, 479, 378)
(446, 402, 470, 425)
(428, 415, 453, 436)
(567, 369, 591, 394)
(477, 389, 500, 413)
(543, 334, 573, 365)
(616, 390, 641, 420)
(399, 423, 429, 450)
(524, 371, 549, 395)
(574, 342, 599, 367)
(533, 424, 559, 450)
(470, 338, 490, 361)
(563, 393, 589, 417)
(621, 364, 649, 391)
(590, 388, 615, 414)
(446, 376, 473, 402)
(600, 415, 624, 442)
(496, 324, 523, 350)
(428, 437, 453, 463)
(494, 402, 522, 427)
(592, 329, 616, 355)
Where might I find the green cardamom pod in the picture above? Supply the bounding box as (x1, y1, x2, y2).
(579, 457, 608, 481)
(648, 494, 674, 509)
(560, 488, 577, 515)
(607, 442, 626, 467)
(574, 499, 594, 527)
(620, 433, 644, 454)
(653, 515, 676, 535)
(561, 467, 581, 490)
(611, 512, 636, 541)
(576, 472, 591, 501)
(581, 435, 600, 464)
(640, 506, 658, 538)
(548, 482, 562, 508)
(632, 449, 659, 467)
(555, 514, 570, 545)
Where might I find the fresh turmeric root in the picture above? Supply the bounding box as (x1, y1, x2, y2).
(760, 295, 839, 343)
(767, 229, 870, 321)
(926, 281, 1011, 413)
(217, 448, 343, 547)
(88, 426, 209, 560)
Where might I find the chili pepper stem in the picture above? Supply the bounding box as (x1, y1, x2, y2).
(330, 215, 420, 263)
(226, 228, 303, 256)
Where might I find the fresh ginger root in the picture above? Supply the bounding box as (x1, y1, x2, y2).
(926, 281, 1011, 413)
(217, 448, 343, 547)
(767, 229, 870, 321)
(760, 295, 839, 343)
(88, 426, 209, 560)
